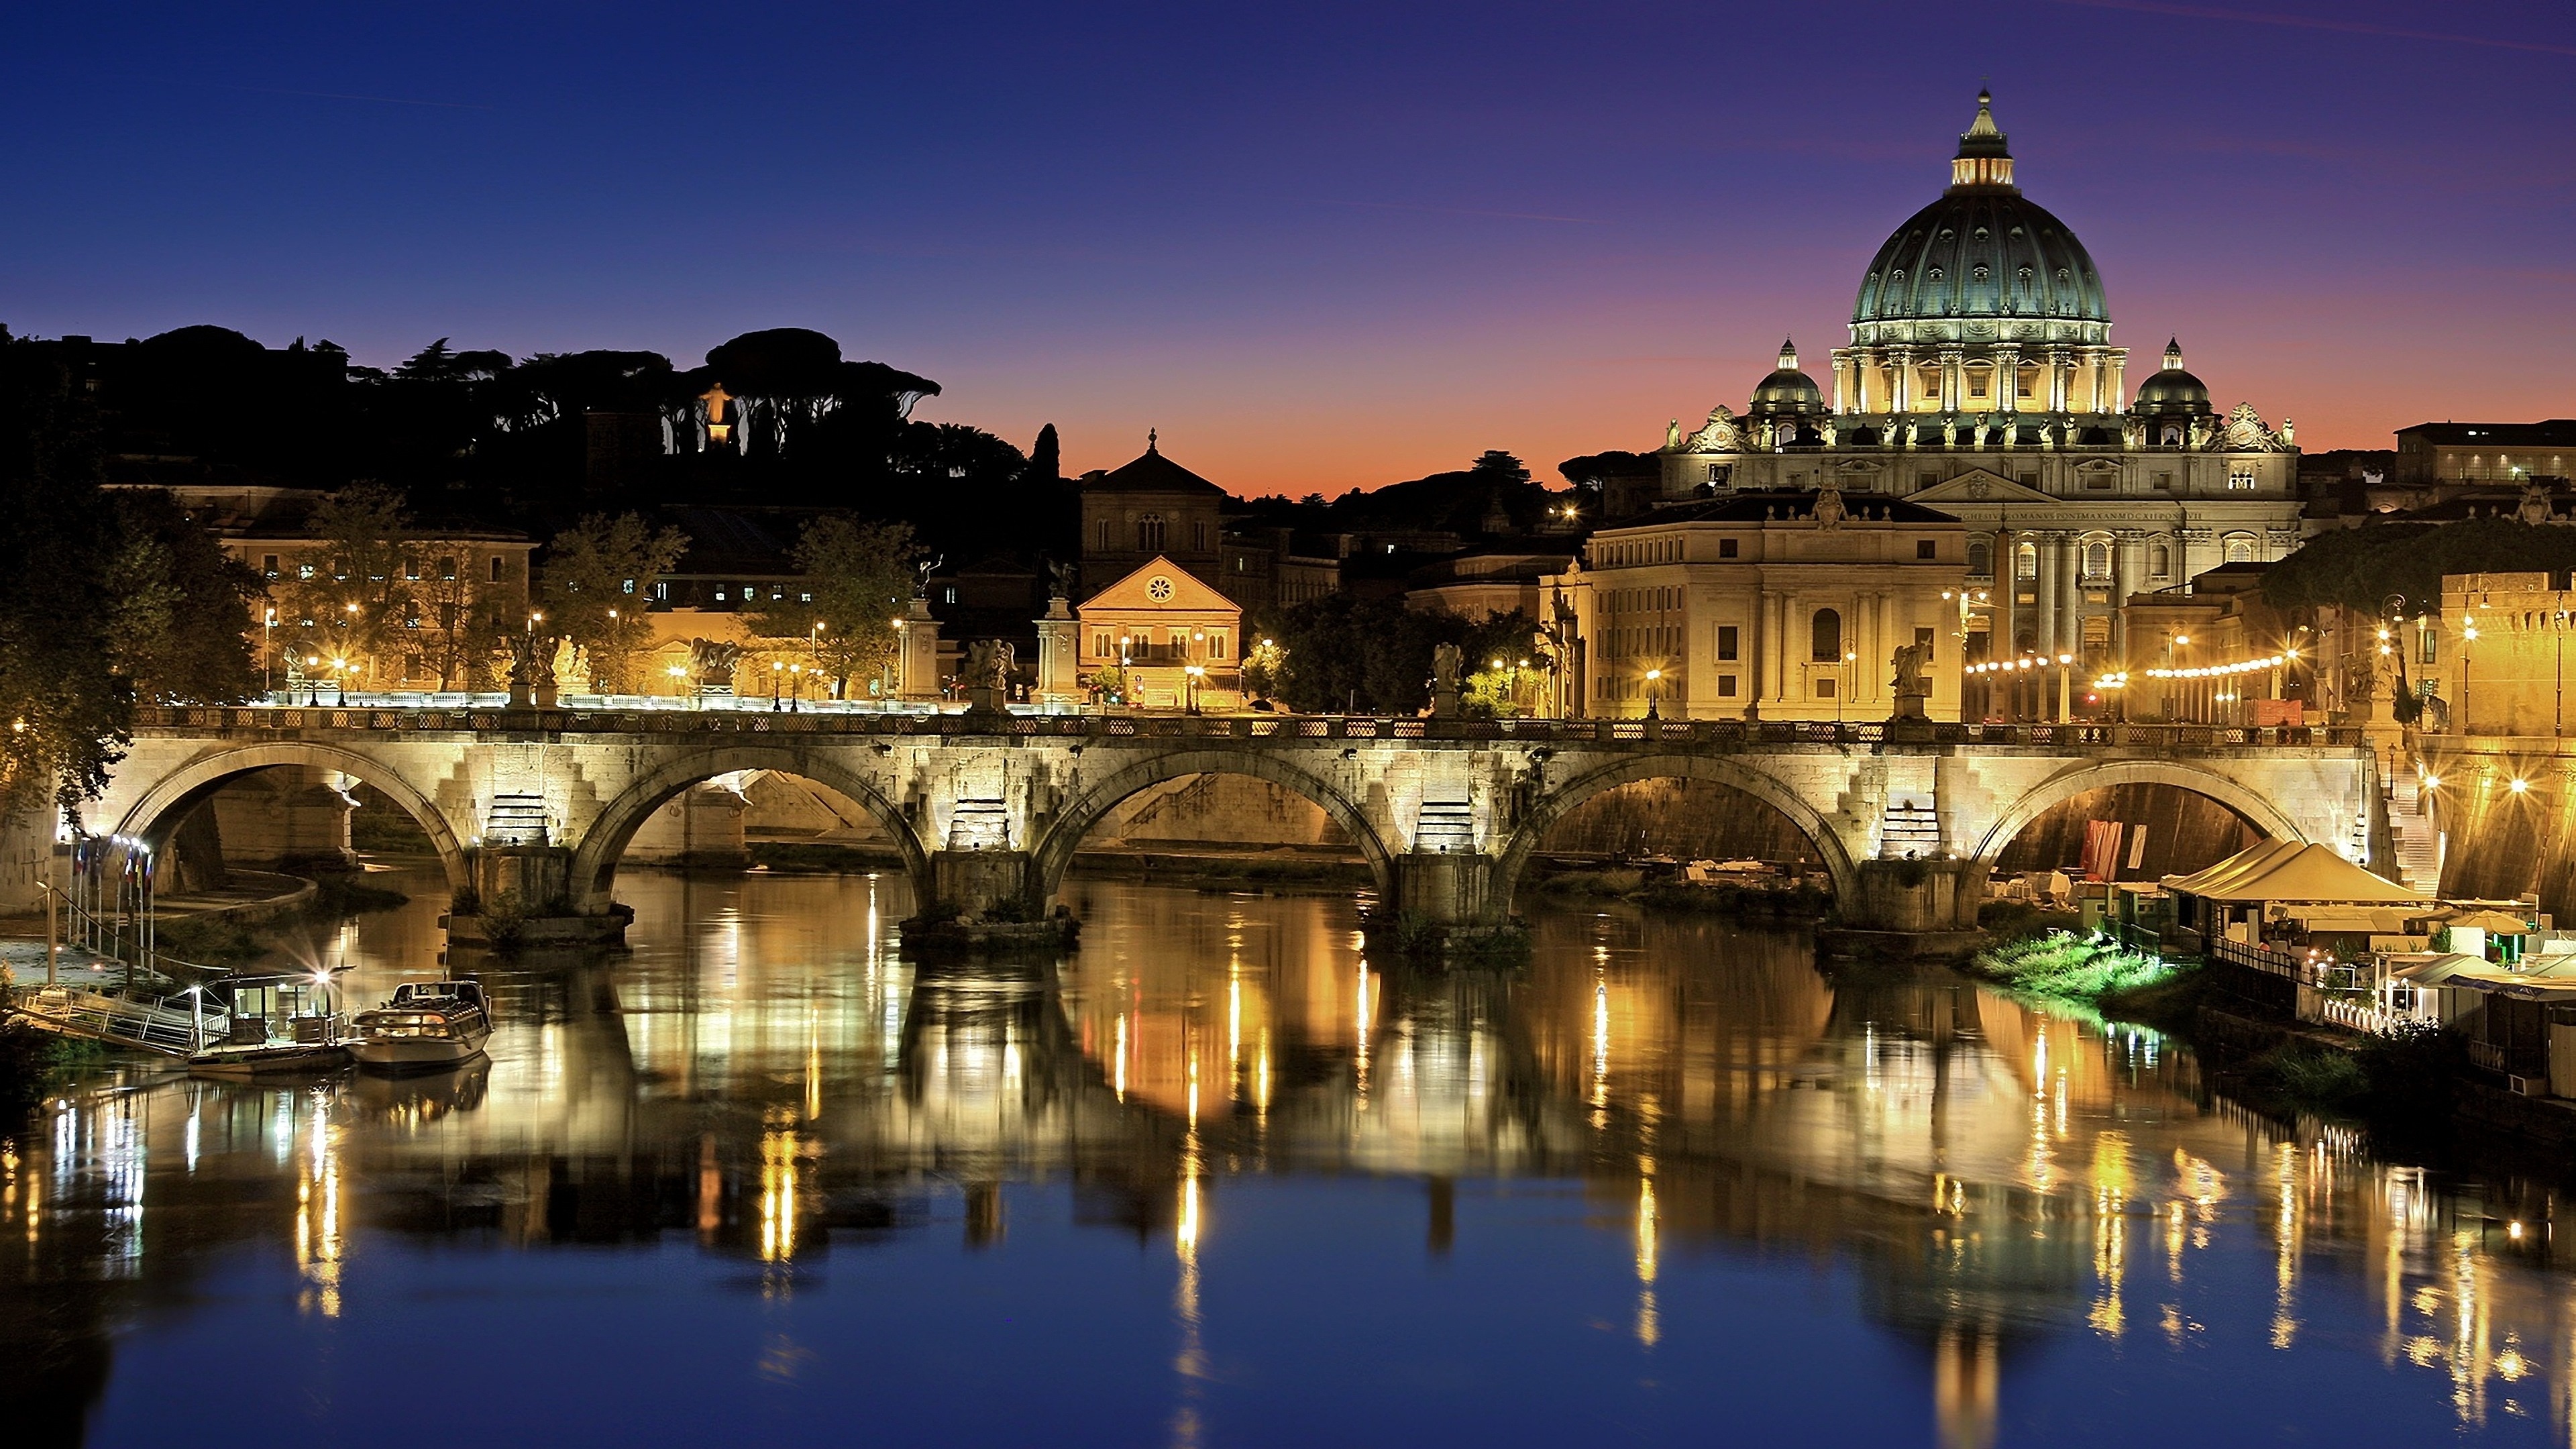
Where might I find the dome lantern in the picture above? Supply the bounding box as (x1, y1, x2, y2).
(1949, 89, 2016, 193)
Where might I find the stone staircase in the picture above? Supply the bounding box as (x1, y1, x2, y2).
(2385, 771, 2443, 895)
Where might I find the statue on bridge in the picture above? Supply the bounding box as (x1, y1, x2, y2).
(1429, 642, 1463, 719)
(686, 639, 741, 694)
(1889, 641, 1933, 720)
(507, 629, 563, 708)
(962, 639, 1016, 714)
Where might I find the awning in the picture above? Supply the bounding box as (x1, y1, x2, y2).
(2442, 910, 2534, 933)
(2165, 840, 2428, 906)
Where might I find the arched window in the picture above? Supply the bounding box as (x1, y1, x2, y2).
(2149, 543, 2170, 578)
(2016, 541, 2039, 580)
(2223, 533, 2256, 564)
(1968, 541, 1991, 577)
(1137, 514, 1165, 552)
(1811, 608, 1843, 662)
(2083, 540, 2110, 580)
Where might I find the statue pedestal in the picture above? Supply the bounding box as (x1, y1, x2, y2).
(1430, 686, 1459, 719)
(1890, 691, 1929, 721)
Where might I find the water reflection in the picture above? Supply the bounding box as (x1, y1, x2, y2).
(5, 868, 2576, 1444)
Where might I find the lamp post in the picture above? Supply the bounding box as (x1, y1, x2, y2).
(1185, 663, 1205, 714)
(668, 663, 692, 708)
(789, 663, 804, 712)
(771, 659, 786, 711)
(1645, 667, 1662, 720)
(2461, 614, 2477, 734)
(263, 608, 276, 698)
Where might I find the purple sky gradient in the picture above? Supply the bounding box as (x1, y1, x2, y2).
(8, 2, 2571, 494)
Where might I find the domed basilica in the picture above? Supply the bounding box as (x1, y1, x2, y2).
(1627, 91, 2308, 669)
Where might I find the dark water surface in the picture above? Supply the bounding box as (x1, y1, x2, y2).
(6, 863, 2573, 1447)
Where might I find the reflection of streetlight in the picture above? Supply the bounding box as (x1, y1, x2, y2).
(1644, 667, 1662, 720)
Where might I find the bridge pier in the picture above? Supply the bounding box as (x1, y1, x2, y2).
(1394, 852, 1497, 926)
(930, 849, 1035, 918)
(454, 845, 630, 948)
(1817, 858, 1989, 959)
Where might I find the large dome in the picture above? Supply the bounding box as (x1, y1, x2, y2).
(1849, 93, 2109, 331)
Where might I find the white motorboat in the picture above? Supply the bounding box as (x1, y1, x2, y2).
(350, 980, 492, 1071)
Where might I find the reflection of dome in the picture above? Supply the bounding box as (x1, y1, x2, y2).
(2130, 338, 2213, 416)
(1748, 339, 1825, 419)
(1850, 91, 2108, 329)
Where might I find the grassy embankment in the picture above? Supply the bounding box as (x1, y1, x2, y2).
(1963, 908, 2463, 1124)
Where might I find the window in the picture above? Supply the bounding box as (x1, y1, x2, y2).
(405, 559, 421, 581)
(298, 562, 316, 580)
(714, 589, 727, 602)
(1193, 521, 1208, 551)
(490, 556, 504, 583)
(1918, 470, 1939, 489)
(2149, 544, 2170, 578)
(1811, 608, 1842, 661)
(2017, 470, 2039, 488)
(2016, 541, 2038, 580)
(2223, 534, 2257, 564)
(1097, 519, 1112, 550)
(622, 578, 637, 594)
(1916, 539, 1937, 560)
(942, 586, 958, 604)
(1968, 541, 1990, 576)
(1815, 677, 1836, 699)
(1138, 514, 1165, 551)
(2420, 629, 2438, 665)
(1718, 675, 1737, 697)
(2228, 468, 2256, 491)
(1093, 632, 1110, 656)
(1719, 537, 1739, 559)
(652, 582, 669, 600)
(2084, 472, 2113, 490)
(799, 592, 812, 603)
(2153, 472, 2173, 490)
(1208, 631, 1228, 659)
(261, 554, 279, 577)
(1717, 625, 1739, 661)
(1915, 627, 1934, 663)
(2083, 541, 2110, 579)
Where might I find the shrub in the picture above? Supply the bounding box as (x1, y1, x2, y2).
(1967, 930, 2177, 1004)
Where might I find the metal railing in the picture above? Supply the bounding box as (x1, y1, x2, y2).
(9, 983, 226, 1057)
(130, 704, 2366, 751)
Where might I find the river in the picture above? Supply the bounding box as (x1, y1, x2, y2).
(3, 861, 2570, 1447)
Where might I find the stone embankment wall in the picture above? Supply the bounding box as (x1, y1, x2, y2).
(2429, 742, 2576, 920)
(1534, 778, 1825, 865)
(1989, 783, 2261, 877)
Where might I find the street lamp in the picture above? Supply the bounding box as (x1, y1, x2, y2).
(262, 608, 277, 698)
(1185, 663, 1206, 714)
(771, 658, 786, 711)
(1645, 667, 1662, 720)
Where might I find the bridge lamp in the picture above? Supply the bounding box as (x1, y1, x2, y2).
(2510, 777, 2530, 794)
(2424, 775, 2441, 790)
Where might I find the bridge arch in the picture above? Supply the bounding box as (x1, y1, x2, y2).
(1495, 753, 1861, 912)
(108, 741, 474, 897)
(1970, 758, 2306, 869)
(1030, 749, 1396, 906)
(569, 743, 931, 914)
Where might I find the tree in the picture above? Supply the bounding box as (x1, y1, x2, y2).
(0, 339, 129, 816)
(1266, 594, 1535, 714)
(101, 490, 262, 704)
(745, 517, 918, 695)
(1468, 449, 1531, 485)
(280, 483, 417, 687)
(539, 513, 690, 692)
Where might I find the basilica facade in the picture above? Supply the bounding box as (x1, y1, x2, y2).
(1578, 91, 2306, 710)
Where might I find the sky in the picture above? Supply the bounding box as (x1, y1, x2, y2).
(6, 1, 2573, 494)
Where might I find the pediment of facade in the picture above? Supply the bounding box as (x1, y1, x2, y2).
(1907, 469, 2055, 505)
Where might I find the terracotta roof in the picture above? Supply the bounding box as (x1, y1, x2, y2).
(1082, 442, 1228, 496)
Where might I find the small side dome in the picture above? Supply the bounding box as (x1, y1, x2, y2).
(2131, 337, 2212, 417)
(1748, 337, 1825, 419)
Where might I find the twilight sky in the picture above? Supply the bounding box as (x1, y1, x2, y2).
(7, 2, 2572, 494)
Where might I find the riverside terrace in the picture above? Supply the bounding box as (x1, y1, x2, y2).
(78, 704, 2382, 948)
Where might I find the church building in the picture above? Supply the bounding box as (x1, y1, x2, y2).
(1603, 91, 2306, 687)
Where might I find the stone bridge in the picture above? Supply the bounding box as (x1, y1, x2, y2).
(87, 705, 2385, 941)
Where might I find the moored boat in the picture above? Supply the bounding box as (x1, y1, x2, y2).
(350, 980, 492, 1072)
(188, 971, 353, 1077)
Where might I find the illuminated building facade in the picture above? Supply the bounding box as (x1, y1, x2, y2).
(1627, 92, 2308, 682)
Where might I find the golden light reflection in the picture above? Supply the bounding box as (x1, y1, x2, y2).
(2089, 1132, 2130, 1340)
(294, 1094, 343, 1318)
(1633, 1171, 1660, 1348)
(758, 1114, 803, 1265)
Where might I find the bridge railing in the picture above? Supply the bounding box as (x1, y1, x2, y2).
(133, 705, 2367, 750)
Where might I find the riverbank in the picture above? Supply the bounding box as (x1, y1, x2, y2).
(1525, 865, 1831, 919)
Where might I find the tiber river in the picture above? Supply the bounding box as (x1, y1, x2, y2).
(5, 863, 2574, 1448)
